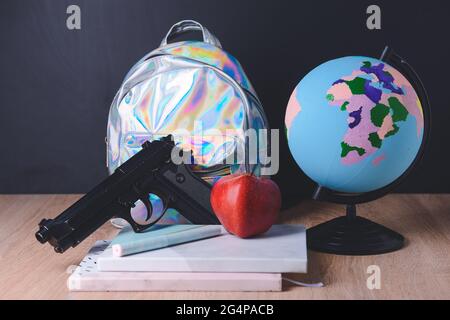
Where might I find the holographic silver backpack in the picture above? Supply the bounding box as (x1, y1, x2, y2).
(106, 20, 268, 223)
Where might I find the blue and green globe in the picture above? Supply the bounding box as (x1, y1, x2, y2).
(285, 56, 424, 193)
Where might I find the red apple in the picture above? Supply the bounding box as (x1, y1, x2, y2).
(210, 173, 281, 238)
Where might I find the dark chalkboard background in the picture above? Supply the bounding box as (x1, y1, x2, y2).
(0, 0, 448, 207)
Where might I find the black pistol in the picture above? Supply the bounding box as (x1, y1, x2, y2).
(36, 135, 219, 253)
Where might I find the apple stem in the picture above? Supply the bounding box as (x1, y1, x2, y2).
(244, 135, 250, 174)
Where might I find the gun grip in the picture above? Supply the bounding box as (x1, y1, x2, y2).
(160, 164, 220, 225)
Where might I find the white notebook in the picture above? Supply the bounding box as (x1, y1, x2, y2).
(98, 224, 307, 273)
(68, 241, 282, 292)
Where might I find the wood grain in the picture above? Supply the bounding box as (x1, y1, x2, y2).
(0, 194, 449, 300)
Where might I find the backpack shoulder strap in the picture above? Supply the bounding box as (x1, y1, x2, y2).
(160, 20, 222, 48)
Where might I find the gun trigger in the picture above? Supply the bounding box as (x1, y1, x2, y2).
(140, 196, 153, 222)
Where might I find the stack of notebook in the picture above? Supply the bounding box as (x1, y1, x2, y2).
(67, 224, 307, 292)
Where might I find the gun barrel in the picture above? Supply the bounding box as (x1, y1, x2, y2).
(36, 220, 50, 243)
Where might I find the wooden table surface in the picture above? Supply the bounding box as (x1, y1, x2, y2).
(0, 194, 449, 300)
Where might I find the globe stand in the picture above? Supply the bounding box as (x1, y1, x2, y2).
(307, 203, 404, 255)
(306, 46, 430, 256)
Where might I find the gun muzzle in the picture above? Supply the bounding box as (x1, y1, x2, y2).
(36, 219, 72, 253)
(35, 219, 51, 243)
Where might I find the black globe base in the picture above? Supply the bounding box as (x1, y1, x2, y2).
(307, 205, 404, 255)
